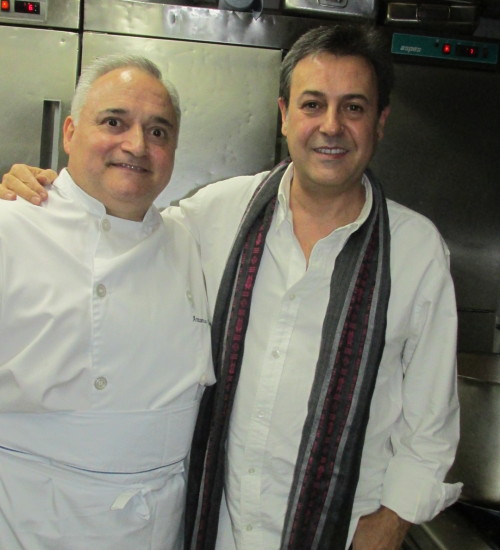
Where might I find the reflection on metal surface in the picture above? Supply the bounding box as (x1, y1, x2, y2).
(369, 61, 500, 338)
(405, 506, 497, 549)
(0, 0, 80, 29)
(283, 0, 378, 20)
(82, 31, 281, 206)
(84, 0, 336, 49)
(446, 353, 500, 508)
(0, 26, 79, 177)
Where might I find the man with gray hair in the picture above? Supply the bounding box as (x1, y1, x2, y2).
(0, 54, 213, 549)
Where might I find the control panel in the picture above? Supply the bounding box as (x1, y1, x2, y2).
(392, 32, 499, 65)
(0, 1, 48, 22)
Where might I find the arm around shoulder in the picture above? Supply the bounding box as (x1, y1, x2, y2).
(0, 164, 56, 204)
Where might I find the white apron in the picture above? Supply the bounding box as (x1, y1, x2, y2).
(0, 402, 200, 550)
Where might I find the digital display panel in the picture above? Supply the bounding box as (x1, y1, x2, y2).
(392, 33, 498, 65)
(456, 44, 479, 58)
(14, 1, 40, 14)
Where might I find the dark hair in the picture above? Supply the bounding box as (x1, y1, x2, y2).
(279, 24, 394, 114)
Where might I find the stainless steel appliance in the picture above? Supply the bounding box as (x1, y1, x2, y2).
(0, 0, 80, 177)
(383, 1, 481, 34)
(369, 29, 500, 550)
(82, 0, 287, 207)
(447, 354, 500, 507)
(283, 0, 378, 20)
(370, 31, 500, 356)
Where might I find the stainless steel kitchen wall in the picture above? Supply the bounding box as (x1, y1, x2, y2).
(369, 60, 500, 352)
(81, 31, 281, 207)
(0, 0, 80, 177)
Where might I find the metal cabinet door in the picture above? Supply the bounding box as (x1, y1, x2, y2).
(82, 31, 282, 207)
(0, 26, 79, 177)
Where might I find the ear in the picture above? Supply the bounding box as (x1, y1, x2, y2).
(277, 97, 288, 137)
(62, 116, 76, 155)
(376, 106, 391, 142)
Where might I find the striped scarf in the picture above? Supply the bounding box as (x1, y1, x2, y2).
(186, 159, 391, 550)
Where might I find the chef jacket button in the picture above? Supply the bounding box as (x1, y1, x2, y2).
(94, 376, 108, 390)
(246, 524, 253, 532)
(248, 467, 255, 474)
(271, 349, 280, 359)
(288, 293, 296, 301)
(186, 290, 194, 305)
(101, 219, 111, 231)
(96, 284, 107, 298)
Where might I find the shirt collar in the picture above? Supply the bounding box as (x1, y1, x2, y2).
(275, 162, 373, 233)
(54, 168, 161, 230)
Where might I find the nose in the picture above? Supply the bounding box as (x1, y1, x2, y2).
(121, 125, 147, 156)
(319, 107, 344, 136)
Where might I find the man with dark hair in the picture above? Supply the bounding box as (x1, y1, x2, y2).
(181, 24, 461, 550)
(1, 24, 461, 550)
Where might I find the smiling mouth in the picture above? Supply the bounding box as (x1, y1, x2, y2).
(314, 146, 347, 156)
(109, 162, 149, 173)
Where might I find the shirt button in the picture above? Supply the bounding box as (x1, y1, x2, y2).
(248, 467, 255, 474)
(94, 376, 107, 390)
(96, 284, 107, 298)
(246, 524, 253, 532)
(289, 293, 296, 300)
(101, 219, 111, 231)
(271, 349, 280, 359)
(186, 290, 194, 306)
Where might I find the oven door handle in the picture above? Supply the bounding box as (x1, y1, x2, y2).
(39, 99, 62, 170)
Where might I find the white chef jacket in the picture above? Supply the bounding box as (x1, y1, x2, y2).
(0, 169, 214, 550)
(171, 163, 462, 550)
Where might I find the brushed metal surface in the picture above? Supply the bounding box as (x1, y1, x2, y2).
(283, 0, 378, 20)
(0, 0, 81, 29)
(406, 506, 494, 549)
(0, 26, 79, 178)
(82, 31, 281, 206)
(83, 0, 336, 49)
(446, 353, 500, 507)
(369, 61, 500, 328)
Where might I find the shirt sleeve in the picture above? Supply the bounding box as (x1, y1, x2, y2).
(380, 238, 462, 524)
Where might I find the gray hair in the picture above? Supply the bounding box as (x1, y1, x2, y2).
(70, 54, 181, 126)
(280, 24, 394, 114)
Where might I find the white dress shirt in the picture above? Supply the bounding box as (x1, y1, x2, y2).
(172, 164, 462, 550)
(0, 169, 214, 550)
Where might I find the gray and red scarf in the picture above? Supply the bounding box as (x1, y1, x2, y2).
(186, 159, 391, 550)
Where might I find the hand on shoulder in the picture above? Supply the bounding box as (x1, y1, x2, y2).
(0, 164, 56, 204)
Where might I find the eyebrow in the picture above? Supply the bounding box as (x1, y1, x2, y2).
(299, 90, 370, 103)
(98, 108, 175, 128)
